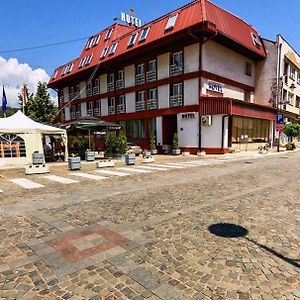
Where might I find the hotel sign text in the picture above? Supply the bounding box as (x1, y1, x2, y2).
(207, 81, 224, 94)
(121, 12, 142, 27)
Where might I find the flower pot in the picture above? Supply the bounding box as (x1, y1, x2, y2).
(85, 151, 95, 161)
(96, 160, 115, 168)
(150, 149, 158, 155)
(172, 149, 181, 155)
(32, 152, 44, 165)
(68, 157, 81, 170)
(125, 153, 136, 165)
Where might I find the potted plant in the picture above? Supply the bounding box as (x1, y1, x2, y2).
(85, 149, 95, 161)
(105, 133, 117, 157)
(258, 143, 269, 154)
(68, 154, 81, 170)
(149, 130, 157, 155)
(172, 133, 180, 155)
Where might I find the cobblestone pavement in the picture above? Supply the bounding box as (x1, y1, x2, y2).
(0, 152, 300, 299)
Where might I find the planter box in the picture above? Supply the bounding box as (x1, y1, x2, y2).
(32, 153, 44, 165)
(25, 164, 49, 175)
(125, 154, 136, 165)
(150, 149, 158, 155)
(172, 149, 181, 155)
(68, 157, 81, 170)
(96, 160, 115, 168)
(85, 151, 95, 161)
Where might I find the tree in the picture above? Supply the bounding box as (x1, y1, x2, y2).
(26, 82, 57, 123)
(17, 84, 33, 115)
(283, 123, 300, 142)
(0, 106, 18, 118)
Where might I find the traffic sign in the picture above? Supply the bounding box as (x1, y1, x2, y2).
(276, 113, 284, 124)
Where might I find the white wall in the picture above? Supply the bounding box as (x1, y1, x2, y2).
(184, 43, 199, 73)
(101, 98, 108, 116)
(177, 113, 199, 147)
(158, 85, 169, 109)
(184, 79, 199, 105)
(63, 87, 69, 102)
(100, 74, 107, 94)
(125, 65, 135, 88)
(202, 40, 255, 87)
(126, 92, 135, 113)
(64, 107, 70, 121)
(157, 53, 169, 80)
(79, 81, 86, 99)
(201, 115, 228, 148)
(156, 117, 163, 146)
(81, 102, 87, 117)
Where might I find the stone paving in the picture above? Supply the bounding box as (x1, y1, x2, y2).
(0, 152, 299, 299)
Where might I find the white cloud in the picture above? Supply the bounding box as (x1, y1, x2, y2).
(0, 57, 57, 107)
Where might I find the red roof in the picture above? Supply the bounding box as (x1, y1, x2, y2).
(49, 0, 266, 86)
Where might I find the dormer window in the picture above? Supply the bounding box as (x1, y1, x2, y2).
(78, 58, 85, 68)
(105, 28, 113, 40)
(165, 14, 178, 31)
(139, 27, 150, 42)
(251, 33, 262, 49)
(93, 35, 100, 46)
(61, 66, 67, 76)
(109, 42, 118, 55)
(85, 54, 93, 65)
(85, 38, 92, 50)
(100, 47, 108, 59)
(128, 33, 138, 47)
(67, 63, 74, 73)
(51, 70, 58, 79)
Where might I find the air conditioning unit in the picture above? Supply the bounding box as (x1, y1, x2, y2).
(201, 115, 212, 126)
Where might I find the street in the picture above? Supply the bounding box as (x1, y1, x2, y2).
(0, 152, 299, 299)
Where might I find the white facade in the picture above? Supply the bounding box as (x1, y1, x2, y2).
(184, 79, 199, 105)
(125, 65, 135, 88)
(158, 85, 169, 109)
(184, 43, 199, 73)
(157, 53, 170, 80)
(126, 92, 136, 113)
(177, 113, 199, 148)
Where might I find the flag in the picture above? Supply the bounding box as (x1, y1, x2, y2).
(2, 86, 7, 114)
(22, 84, 28, 106)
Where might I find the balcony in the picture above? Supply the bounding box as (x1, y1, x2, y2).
(107, 82, 114, 92)
(136, 101, 145, 112)
(87, 109, 93, 117)
(146, 70, 157, 82)
(93, 86, 100, 95)
(75, 111, 81, 119)
(70, 112, 76, 120)
(147, 99, 158, 110)
(75, 91, 80, 99)
(108, 106, 115, 115)
(86, 88, 92, 97)
(170, 95, 183, 107)
(170, 64, 183, 77)
(135, 74, 145, 85)
(117, 104, 125, 114)
(94, 108, 101, 116)
(116, 79, 125, 90)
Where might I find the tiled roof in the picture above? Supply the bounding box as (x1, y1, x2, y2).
(49, 0, 266, 85)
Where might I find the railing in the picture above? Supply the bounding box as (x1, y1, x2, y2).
(136, 101, 145, 112)
(70, 112, 76, 120)
(75, 111, 81, 119)
(69, 93, 74, 101)
(146, 70, 157, 82)
(117, 104, 125, 114)
(170, 64, 183, 77)
(87, 109, 93, 117)
(75, 91, 80, 98)
(107, 82, 114, 92)
(170, 95, 183, 107)
(147, 99, 158, 110)
(86, 88, 92, 97)
(135, 74, 145, 85)
(94, 108, 101, 116)
(116, 79, 125, 90)
(108, 106, 115, 115)
(93, 86, 100, 95)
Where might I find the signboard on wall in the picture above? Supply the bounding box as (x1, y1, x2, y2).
(181, 113, 196, 120)
(207, 81, 224, 94)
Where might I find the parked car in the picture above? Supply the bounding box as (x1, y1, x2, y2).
(127, 142, 143, 155)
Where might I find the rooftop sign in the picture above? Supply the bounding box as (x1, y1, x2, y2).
(121, 12, 142, 27)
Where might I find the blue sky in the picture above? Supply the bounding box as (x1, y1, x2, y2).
(0, 0, 300, 106)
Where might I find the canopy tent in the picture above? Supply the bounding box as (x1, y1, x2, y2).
(0, 111, 68, 167)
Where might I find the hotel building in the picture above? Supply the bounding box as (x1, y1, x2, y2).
(48, 0, 277, 154)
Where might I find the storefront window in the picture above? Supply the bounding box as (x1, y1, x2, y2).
(0, 134, 26, 158)
(126, 119, 145, 142)
(232, 116, 270, 143)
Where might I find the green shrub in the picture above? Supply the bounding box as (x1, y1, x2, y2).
(285, 142, 296, 151)
(173, 133, 179, 150)
(149, 130, 156, 150)
(116, 133, 128, 154)
(105, 133, 117, 154)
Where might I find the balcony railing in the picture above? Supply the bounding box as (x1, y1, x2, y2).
(108, 106, 115, 115)
(146, 70, 157, 82)
(117, 104, 125, 114)
(87, 109, 93, 117)
(136, 101, 145, 112)
(86, 88, 92, 97)
(94, 108, 101, 116)
(69, 93, 74, 101)
(170, 95, 183, 107)
(75, 91, 80, 98)
(116, 79, 125, 90)
(135, 74, 145, 85)
(70, 112, 76, 120)
(107, 82, 114, 92)
(75, 111, 81, 119)
(147, 99, 158, 110)
(93, 86, 100, 95)
(170, 64, 183, 77)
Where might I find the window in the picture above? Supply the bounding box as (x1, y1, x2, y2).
(117, 95, 126, 114)
(297, 71, 300, 84)
(0, 134, 26, 158)
(137, 91, 145, 102)
(100, 47, 108, 59)
(78, 58, 84, 68)
(109, 42, 118, 55)
(128, 33, 138, 46)
(290, 66, 295, 80)
(244, 91, 251, 102)
(95, 100, 101, 116)
(136, 64, 144, 75)
(296, 96, 300, 108)
(93, 35, 100, 46)
(245, 62, 252, 76)
(251, 33, 262, 48)
(87, 102, 93, 116)
(149, 88, 157, 100)
(165, 14, 178, 31)
(75, 84, 80, 97)
(148, 60, 156, 71)
(108, 73, 114, 83)
(172, 83, 183, 96)
(288, 92, 294, 105)
(105, 28, 113, 40)
(85, 54, 93, 65)
(118, 70, 124, 80)
(85, 38, 92, 49)
(61, 65, 67, 76)
(108, 97, 115, 115)
(51, 70, 58, 79)
(136, 91, 145, 111)
(170, 51, 183, 76)
(139, 27, 150, 41)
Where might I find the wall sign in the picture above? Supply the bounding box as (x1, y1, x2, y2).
(207, 81, 224, 94)
(121, 12, 142, 27)
(181, 113, 196, 120)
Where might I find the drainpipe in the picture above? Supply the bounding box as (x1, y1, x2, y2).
(276, 38, 283, 152)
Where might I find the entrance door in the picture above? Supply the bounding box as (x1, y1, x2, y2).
(162, 115, 177, 145)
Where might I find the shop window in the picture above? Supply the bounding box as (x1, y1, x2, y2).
(0, 134, 26, 158)
(126, 119, 145, 141)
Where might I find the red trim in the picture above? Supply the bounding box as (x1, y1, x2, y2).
(180, 147, 229, 155)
